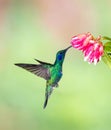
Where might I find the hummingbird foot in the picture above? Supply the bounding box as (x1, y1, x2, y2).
(55, 83, 59, 87)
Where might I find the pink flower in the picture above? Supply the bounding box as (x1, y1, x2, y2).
(71, 33, 104, 65)
(83, 40, 104, 64)
(71, 32, 93, 50)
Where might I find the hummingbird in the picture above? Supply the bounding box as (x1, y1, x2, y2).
(15, 45, 72, 108)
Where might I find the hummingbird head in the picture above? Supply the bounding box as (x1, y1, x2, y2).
(55, 46, 72, 64)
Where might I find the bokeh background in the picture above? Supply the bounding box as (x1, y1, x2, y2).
(0, 0, 111, 130)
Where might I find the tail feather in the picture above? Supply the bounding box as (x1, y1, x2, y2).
(43, 86, 53, 109)
(43, 95, 48, 109)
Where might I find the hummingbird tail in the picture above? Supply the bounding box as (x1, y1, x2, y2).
(43, 86, 53, 109)
(43, 95, 48, 109)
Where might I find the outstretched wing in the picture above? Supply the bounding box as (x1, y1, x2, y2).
(34, 59, 52, 65)
(15, 63, 51, 80)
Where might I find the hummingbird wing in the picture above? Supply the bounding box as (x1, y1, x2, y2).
(34, 59, 52, 65)
(15, 63, 52, 80)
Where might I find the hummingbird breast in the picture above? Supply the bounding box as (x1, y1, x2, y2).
(54, 71, 62, 83)
(49, 65, 63, 86)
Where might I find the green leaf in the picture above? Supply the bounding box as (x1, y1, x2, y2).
(104, 42, 111, 53)
(104, 42, 111, 47)
(102, 49, 111, 69)
(102, 36, 111, 41)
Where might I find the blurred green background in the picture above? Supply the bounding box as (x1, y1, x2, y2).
(0, 0, 111, 130)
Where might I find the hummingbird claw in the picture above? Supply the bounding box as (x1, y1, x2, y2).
(55, 83, 59, 87)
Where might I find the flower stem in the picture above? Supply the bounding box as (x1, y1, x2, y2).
(102, 36, 111, 41)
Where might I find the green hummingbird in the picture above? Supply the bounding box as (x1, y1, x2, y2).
(15, 45, 72, 108)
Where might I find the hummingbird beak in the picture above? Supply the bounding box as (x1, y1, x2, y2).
(64, 45, 72, 52)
